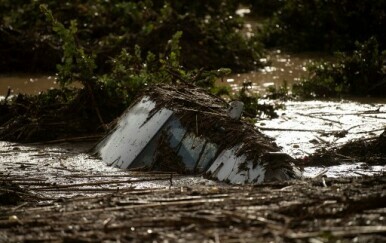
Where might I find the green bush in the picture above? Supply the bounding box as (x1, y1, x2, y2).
(259, 0, 386, 52)
(241, 0, 284, 17)
(0, 0, 263, 73)
(0, 8, 240, 142)
(293, 38, 386, 98)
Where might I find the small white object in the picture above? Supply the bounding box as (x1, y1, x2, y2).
(227, 101, 244, 120)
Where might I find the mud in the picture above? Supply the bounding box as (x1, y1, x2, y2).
(0, 116, 385, 242)
(1, 50, 385, 241)
(0, 141, 218, 200)
(1, 149, 385, 242)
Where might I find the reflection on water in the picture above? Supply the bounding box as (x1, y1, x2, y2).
(0, 74, 59, 96)
(257, 100, 386, 158)
(303, 163, 385, 178)
(231, 7, 332, 96)
(225, 50, 328, 95)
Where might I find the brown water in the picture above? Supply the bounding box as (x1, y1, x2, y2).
(0, 7, 384, 192)
(0, 51, 385, 182)
(229, 8, 334, 96)
(0, 48, 322, 97)
(0, 74, 59, 96)
(224, 50, 328, 95)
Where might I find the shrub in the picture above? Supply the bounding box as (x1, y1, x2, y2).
(0, 0, 263, 73)
(0, 7, 241, 142)
(293, 38, 386, 98)
(259, 0, 386, 52)
(241, 0, 284, 17)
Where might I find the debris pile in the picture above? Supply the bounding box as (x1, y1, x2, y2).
(307, 129, 386, 166)
(1, 172, 385, 242)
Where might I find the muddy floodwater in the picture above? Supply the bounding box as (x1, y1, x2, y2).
(1, 52, 385, 242)
(0, 74, 58, 96)
(1, 51, 385, 181)
(224, 50, 327, 95)
(0, 141, 219, 200)
(0, 74, 82, 96)
(1, 140, 385, 242)
(0, 101, 384, 193)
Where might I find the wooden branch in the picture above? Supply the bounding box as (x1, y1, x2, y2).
(27, 134, 104, 145)
(296, 112, 342, 124)
(59, 198, 225, 216)
(256, 126, 326, 133)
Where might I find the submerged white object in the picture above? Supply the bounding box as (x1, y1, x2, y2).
(96, 97, 173, 169)
(227, 101, 244, 120)
(95, 89, 301, 184)
(207, 146, 265, 184)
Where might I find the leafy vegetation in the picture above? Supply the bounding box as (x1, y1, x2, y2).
(293, 38, 386, 98)
(1, 0, 386, 142)
(258, 0, 386, 52)
(235, 82, 279, 119)
(240, 1, 386, 99)
(241, 0, 284, 18)
(0, 4, 256, 142)
(265, 81, 291, 100)
(0, 0, 263, 73)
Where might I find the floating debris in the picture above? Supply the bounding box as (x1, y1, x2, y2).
(95, 85, 301, 184)
(1, 171, 385, 242)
